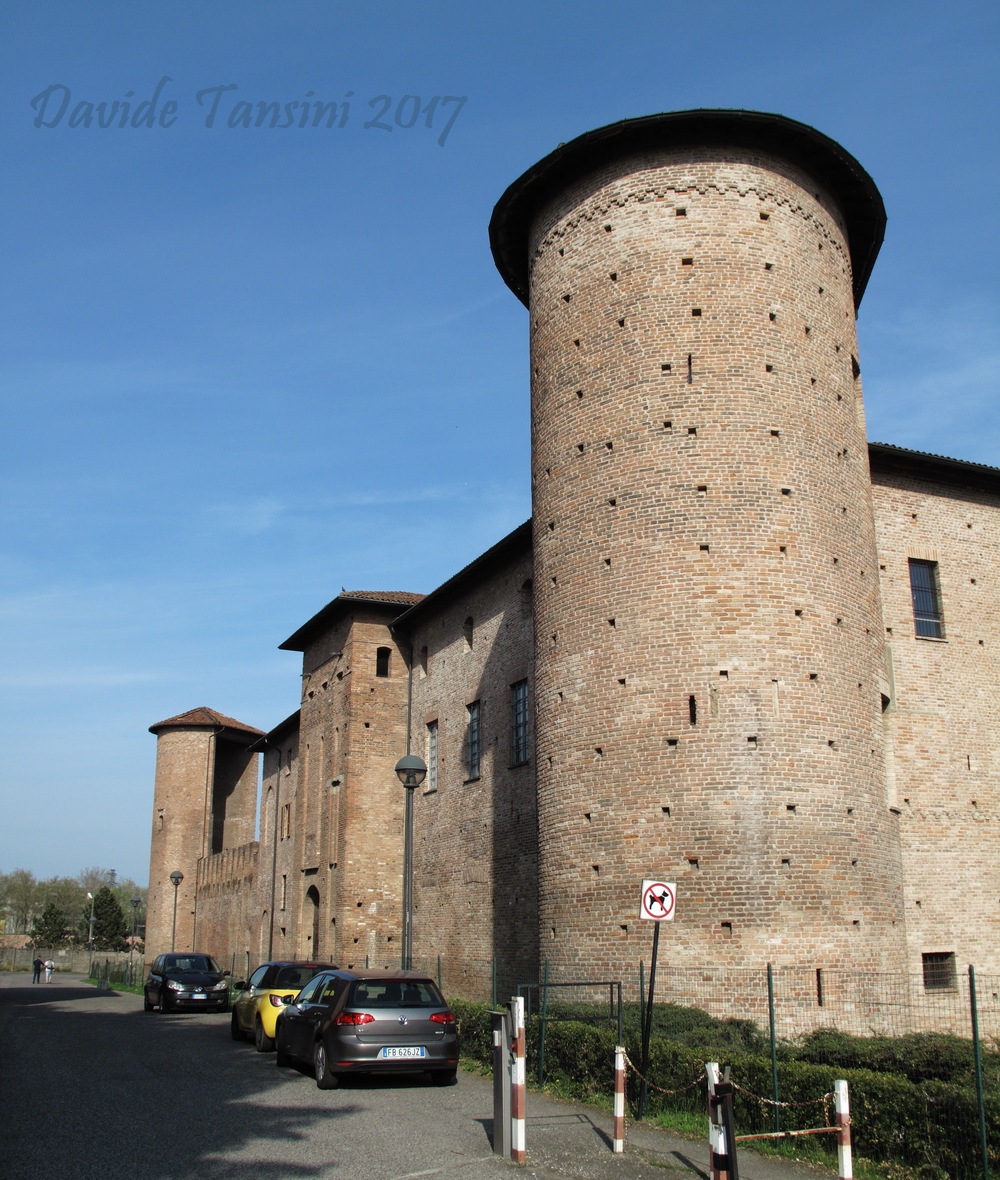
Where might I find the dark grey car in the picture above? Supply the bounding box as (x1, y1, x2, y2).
(275, 969, 459, 1089)
(143, 952, 230, 1013)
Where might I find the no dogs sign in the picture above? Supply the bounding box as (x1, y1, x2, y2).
(640, 880, 676, 921)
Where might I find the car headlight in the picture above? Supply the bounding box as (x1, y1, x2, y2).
(212, 980, 229, 991)
(167, 980, 184, 991)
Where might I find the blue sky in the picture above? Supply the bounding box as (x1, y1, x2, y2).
(1, 1, 997, 884)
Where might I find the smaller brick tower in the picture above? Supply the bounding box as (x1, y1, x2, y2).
(145, 708, 261, 960)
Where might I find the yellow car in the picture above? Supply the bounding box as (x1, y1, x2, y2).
(230, 961, 336, 1052)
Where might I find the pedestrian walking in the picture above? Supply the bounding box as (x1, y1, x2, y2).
(44, 959, 55, 983)
(32, 955, 44, 984)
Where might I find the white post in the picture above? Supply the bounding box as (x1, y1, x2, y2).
(511, 995, 526, 1165)
(613, 1044, 626, 1153)
(835, 1079, 852, 1180)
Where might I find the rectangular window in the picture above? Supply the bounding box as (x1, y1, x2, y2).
(465, 700, 481, 780)
(510, 679, 530, 766)
(909, 559, 944, 639)
(922, 951, 957, 991)
(426, 720, 438, 793)
(279, 802, 291, 840)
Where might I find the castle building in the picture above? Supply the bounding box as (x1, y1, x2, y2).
(146, 111, 1000, 1018)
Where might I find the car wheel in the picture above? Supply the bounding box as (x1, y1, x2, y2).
(275, 1027, 291, 1068)
(159, 990, 170, 1013)
(313, 1039, 339, 1089)
(143, 992, 154, 1012)
(431, 1068, 458, 1087)
(230, 1009, 244, 1041)
(255, 1017, 275, 1053)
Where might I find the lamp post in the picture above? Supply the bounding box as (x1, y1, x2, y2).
(129, 897, 141, 982)
(169, 871, 184, 952)
(395, 755, 427, 970)
(86, 891, 97, 978)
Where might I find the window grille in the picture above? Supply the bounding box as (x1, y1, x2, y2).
(510, 680, 530, 766)
(909, 559, 943, 638)
(465, 701, 481, 779)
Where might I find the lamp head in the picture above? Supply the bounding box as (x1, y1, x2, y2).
(394, 754, 427, 790)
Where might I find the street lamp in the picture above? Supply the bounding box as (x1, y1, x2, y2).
(129, 897, 141, 982)
(395, 754, 427, 970)
(169, 871, 184, 952)
(86, 892, 97, 978)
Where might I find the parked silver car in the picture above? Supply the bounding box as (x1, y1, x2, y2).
(275, 969, 459, 1088)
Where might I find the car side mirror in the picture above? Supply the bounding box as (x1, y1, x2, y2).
(233, 980, 247, 991)
(223, 970, 231, 977)
(281, 994, 296, 1006)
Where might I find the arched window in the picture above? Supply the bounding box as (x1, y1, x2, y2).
(520, 579, 533, 619)
(305, 885, 320, 952)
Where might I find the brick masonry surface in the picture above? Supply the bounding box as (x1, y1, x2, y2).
(144, 113, 999, 1028)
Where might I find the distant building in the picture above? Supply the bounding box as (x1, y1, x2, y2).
(146, 111, 1000, 1025)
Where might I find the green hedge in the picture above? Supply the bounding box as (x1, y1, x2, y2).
(451, 999, 997, 1177)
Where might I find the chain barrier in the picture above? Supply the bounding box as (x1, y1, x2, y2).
(621, 1050, 706, 1097)
(616, 1052, 708, 1152)
(730, 1078, 834, 1126)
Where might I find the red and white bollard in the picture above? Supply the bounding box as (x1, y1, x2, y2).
(613, 1045, 626, 1153)
(706, 1062, 731, 1180)
(511, 995, 526, 1165)
(835, 1079, 852, 1180)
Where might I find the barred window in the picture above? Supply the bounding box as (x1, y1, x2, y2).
(510, 679, 530, 766)
(425, 720, 438, 793)
(909, 559, 944, 639)
(922, 951, 956, 991)
(465, 700, 481, 780)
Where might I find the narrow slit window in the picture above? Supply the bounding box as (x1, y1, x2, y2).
(909, 559, 944, 638)
(465, 700, 481, 780)
(425, 720, 439, 793)
(375, 646, 391, 677)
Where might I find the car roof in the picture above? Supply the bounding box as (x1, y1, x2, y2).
(258, 960, 336, 969)
(309, 969, 438, 983)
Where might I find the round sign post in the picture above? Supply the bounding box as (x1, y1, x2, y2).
(638, 880, 676, 1116)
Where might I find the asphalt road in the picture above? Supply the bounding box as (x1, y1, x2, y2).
(0, 973, 828, 1180)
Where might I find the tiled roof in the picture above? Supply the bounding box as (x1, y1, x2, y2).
(280, 590, 424, 652)
(149, 707, 264, 737)
(869, 442, 1000, 476)
(339, 590, 425, 605)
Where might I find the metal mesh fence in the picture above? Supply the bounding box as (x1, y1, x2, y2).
(415, 954, 1000, 1042)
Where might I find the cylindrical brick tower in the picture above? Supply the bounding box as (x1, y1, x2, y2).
(490, 111, 907, 977)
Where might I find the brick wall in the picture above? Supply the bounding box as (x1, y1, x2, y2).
(404, 545, 537, 995)
(194, 842, 259, 969)
(872, 461, 1000, 980)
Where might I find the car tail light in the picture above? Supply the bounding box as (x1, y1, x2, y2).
(430, 1011, 455, 1025)
(335, 1011, 375, 1025)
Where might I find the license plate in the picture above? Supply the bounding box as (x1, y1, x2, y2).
(191, 993, 207, 1001)
(379, 1046, 425, 1059)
